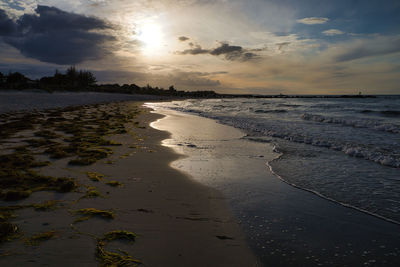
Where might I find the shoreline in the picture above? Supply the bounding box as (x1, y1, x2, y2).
(147, 105, 400, 266)
(0, 101, 258, 266)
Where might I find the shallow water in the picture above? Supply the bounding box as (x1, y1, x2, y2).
(148, 97, 400, 224)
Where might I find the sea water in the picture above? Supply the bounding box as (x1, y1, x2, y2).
(150, 96, 400, 224)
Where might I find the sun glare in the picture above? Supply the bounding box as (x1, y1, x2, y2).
(137, 22, 164, 55)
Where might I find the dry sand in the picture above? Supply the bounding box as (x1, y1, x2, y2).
(0, 101, 258, 266)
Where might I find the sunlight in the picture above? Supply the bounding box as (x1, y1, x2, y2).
(137, 22, 164, 55)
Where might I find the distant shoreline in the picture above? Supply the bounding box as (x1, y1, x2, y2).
(1, 88, 390, 99)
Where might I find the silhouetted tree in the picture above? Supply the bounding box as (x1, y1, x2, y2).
(78, 70, 97, 87)
(6, 72, 27, 84)
(66, 66, 78, 88)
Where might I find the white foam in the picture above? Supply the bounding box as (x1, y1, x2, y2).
(301, 113, 400, 134)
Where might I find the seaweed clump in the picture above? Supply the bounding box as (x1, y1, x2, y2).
(80, 186, 102, 199)
(96, 230, 140, 267)
(68, 147, 111, 166)
(0, 148, 77, 201)
(72, 208, 114, 223)
(0, 113, 43, 140)
(105, 181, 123, 187)
(32, 200, 59, 211)
(37, 103, 140, 166)
(25, 230, 57, 245)
(0, 211, 19, 243)
(86, 172, 104, 182)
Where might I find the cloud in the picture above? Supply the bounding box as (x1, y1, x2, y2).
(0, 9, 16, 35)
(171, 71, 221, 87)
(178, 36, 190, 41)
(333, 36, 400, 62)
(0, 5, 117, 65)
(249, 31, 319, 55)
(92, 69, 222, 89)
(176, 42, 258, 61)
(178, 44, 209, 55)
(276, 42, 291, 51)
(297, 17, 329, 25)
(323, 29, 345, 36)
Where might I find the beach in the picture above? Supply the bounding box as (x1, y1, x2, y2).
(0, 99, 257, 266)
(1, 94, 400, 267)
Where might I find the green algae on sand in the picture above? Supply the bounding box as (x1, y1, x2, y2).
(105, 180, 123, 187)
(86, 172, 104, 182)
(25, 230, 58, 246)
(72, 208, 115, 223)
(96, 230, 140, 267)
(0, 211, 19, 243)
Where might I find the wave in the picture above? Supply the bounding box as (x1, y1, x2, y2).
(164, 105, 400, 168)
(254, 109, 287, 113)
(301, 113, 400, 134)
(381, 110, 400, 116)
(267, 157, 400, 226)
(276, 104, 302, 107)
(361, 109, 400, 117)
(215, 116, 400, 168)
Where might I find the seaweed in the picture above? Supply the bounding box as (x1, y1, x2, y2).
(0, 210, 19, 243)
(96, 230, 141, 267)
(0, 113, 43, 139)
(86, 172, 104, 182)
(32, 200, 59, 211)
(81, 186, 102, 199)
(40, 103, 137, 167)
(0, 221, 19, 243)
(73, 208, 115, 223)
(25, 230, 57, 245)
(0, 152, 77, 201)
(105, 181, 123, 187)
(44, 144, 70, 159)
(24, 138, 56, 148)
(69, 147, 111, 166)
(102, 230, 136, 242)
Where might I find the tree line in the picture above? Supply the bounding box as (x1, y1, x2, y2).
(0, 67, 218, 98)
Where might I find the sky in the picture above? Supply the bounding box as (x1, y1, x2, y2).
(0, 0, 400, 94)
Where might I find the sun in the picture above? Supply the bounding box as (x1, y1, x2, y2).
(137, 22, 163, 55)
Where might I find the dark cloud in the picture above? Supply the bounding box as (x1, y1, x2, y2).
(0, 10, 16, 36)
(178, 44, 209, 55)
(178, 36, 190, 41)
(210, 43, 242, 55)
(176, 42, 258, 61)
(0, 6, 116, 65)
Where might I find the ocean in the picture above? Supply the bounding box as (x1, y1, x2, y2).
(150, 96, 400, 225)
